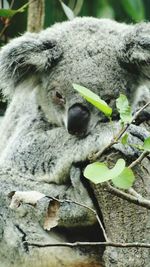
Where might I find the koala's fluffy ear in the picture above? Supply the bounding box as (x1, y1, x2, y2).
(118, 23, 150, 81)
(0, 32, 62, 98)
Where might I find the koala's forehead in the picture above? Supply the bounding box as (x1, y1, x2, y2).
(40, 18, 136, 100)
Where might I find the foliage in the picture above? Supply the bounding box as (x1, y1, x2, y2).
(59, 0, 75, 20)
(74, 84, 149, 190)
(45, 0, 147, 25)
(142, 136, 150, 152)
(0, 0, 149, 42)
(116, 94, 132, 125)
(0, 3, 28, 18)
(84, 159, 135, 189)
(73, 84, 112, 117)
(59, 0, 84, 20)
(120, 0, 145, 21)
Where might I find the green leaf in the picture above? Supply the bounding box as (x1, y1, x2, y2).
(112, 167, 135, 189)
(59, 0, 75, 20)
(0, 9, 18, 18)
(73, 84, 112, 117)
(73, 0, 84, 16)
(17, 2, 29, 13)
(68, 0, 76, 10)
(143, 136, 150, 152)
(121, 0, 145, 22)
(97, 5, 115, 19)
(121, 133, 128, 145)
(0, 3, 29, 18)
(84, 159, 125, 184)
(116, 94, 132, 124)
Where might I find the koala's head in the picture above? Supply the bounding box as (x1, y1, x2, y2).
(0, 17, 150, 137)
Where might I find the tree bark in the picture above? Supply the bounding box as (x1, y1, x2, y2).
(93, 150, 150, 267)
(27, 0, 45, 32)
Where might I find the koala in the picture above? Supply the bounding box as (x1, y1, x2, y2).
(0, 17, 149, 267)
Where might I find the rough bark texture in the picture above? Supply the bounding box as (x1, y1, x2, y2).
(93, 150, 150, 267)
(27, 0, 45, 32)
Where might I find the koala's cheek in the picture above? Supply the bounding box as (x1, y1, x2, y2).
(67, 104, 90, 137)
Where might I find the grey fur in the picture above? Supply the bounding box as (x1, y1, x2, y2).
(0, 17, 149, 266)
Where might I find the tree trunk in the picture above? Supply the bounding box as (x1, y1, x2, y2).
(93, 150, 150, 267)
(27, 0, 45, 32)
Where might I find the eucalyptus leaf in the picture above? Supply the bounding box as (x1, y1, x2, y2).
(73, 83, 112, 116)
(121, 0, 145, 22)
(112, 167, 135, 189)
(143, 136, 150, 152)
(121, 133, 128, 145)
(0, 3, 28, 18)
(98, 5, 114, 19)
(84, 162, 109, 184)
(74, 0, 84, 16)
(60, 0, 75, 20)
(116, 94, 132, 124)
(0, 9, 18, 18)
(68, 0, 76, 10)
(84, 159, 126, 184)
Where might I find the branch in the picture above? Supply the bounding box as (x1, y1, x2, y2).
(124, 150, 149, 198)
(24, 240, 150, 249)
(106, 182, 150, 209)
(132, 101, 150, 122)
(48, 196, 109, 242)
(27, 0, 45, 32)
(91, 100, 150, 161)
(104, 149, 150, 206)
(89, 101, 150, 207)
(129, 151, 149, 169)
(0, 0, 35, 39)
(0, 22, 10, 39)
(8, 190, 109, 241)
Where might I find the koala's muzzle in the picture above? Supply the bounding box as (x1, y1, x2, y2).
(67, 104, 90, 136)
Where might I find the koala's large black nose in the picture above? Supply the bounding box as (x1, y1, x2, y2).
(67, 104, 90, 136)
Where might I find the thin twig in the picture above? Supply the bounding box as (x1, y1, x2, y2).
(90, 101, 150, 206)
(91, 139, 118, 161)
(0, 24, 9, 39)
(127, 188, 143, 199)
(0, 0, 37, 38)
(48, 196, 109, 242)
(132, 101, 150, 122)
(117, 100, 150, 138)
(92, 101, 150, 161)
(0, 0, 14, 38)
(24, 240, 150, 248)
(129, 151, 149, 169)
(106, 182, 150, 209)
(100, 149, 150, 205)
(126, 151, 149, 197)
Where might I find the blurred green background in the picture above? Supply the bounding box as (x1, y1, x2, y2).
(1, 0, 150, 39)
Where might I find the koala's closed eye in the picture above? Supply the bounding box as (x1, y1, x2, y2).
(52, 90, 66, 105)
